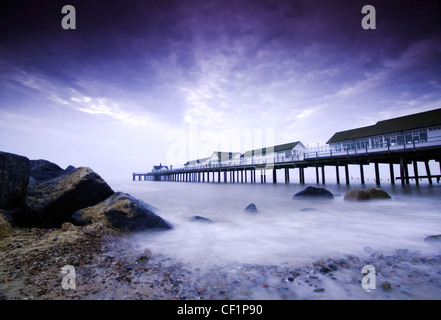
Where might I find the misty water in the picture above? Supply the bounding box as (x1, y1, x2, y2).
(108, 179, 441, 299)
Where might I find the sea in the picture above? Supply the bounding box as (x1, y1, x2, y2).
(107, 178, 441, 299)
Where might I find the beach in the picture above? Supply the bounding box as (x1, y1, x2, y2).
(2, 220, 441, 300)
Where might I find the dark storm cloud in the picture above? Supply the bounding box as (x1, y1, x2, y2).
(2, 0, 439, 86)
(1, 0, 440, 125)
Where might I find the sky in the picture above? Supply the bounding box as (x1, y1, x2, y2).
(0, 0, 440, 180)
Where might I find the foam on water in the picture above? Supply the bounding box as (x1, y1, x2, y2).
(108, 180, 441, 268)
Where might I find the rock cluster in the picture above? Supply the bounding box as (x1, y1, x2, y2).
(292, 186, 392, 202)
(0, 150, 172, 235)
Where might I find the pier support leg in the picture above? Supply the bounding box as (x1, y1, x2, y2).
(404, 163, 410, 185)
(413, 161, 419, 186)
(399, 158, 405, 186)
(374, 162, 380, 185)
(315, 167, 319, 184)
(345, 164, 350, 185)
(389, 163, 395, 185)
(321, 166, 325, 184)
(335, 166, 340, 184)
(241, 170, 244, 183)
(360, 164, 365, 184)
(224, 171, 227, 183)
(425, 161, 432, 185)
(273, 169, 277, 184)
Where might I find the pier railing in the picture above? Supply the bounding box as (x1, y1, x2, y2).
(304, 134, 441, 160)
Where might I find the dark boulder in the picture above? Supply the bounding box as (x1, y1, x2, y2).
(23, 167, 114, 228)
(190, 215, 213, 223)
(344, 188, 391, 201)
(73, 192, 173, 231)
(0, 151, 30, 209)
(293, 186, 334, 199)
(29, 159, 65, 183)
(244, 203, 258, 214)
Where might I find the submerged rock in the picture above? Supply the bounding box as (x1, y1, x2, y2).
(23, 167, 115, 228)
(190, 216, 213, 223)
(424, 235, 441, 243)
(293, 186, 334, 199)
(244, 203, 258, 214)
(344, 188, 391, 201)
(73, 192, 173, 231)
(0, 151, 30, 210)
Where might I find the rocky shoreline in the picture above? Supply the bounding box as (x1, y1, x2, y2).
(2, 150, 441, 300)
(2, 223, 441, 300)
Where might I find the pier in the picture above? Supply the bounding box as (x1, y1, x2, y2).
(133, 108, 441, 186)
(133, 142, 441, 186)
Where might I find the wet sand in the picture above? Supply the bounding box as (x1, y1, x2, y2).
(1, 225, 441, 300)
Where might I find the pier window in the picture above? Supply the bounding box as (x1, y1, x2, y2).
(355, 138, 370, 150)
(405, 131, 413, 144)
(330, 143, 342, 152)
(403, 129, 428, 144)
(342, 141, 355, 151)
(418, 129, 428, 142)
(384, 133, 398, 146)
(372, 136, 383, 148)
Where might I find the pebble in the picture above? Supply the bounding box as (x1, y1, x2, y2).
(313, 288, 325, 293)
(382, 281, 392, 292)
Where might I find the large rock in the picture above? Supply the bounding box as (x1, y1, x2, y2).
(72, 192, 173, 231)
(29, 159, 66, 183)
(0, 151, 30, 209)
(293, 186, 334, 199)
(23, 167, 114, 227)
(344, 188, 391, 201)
